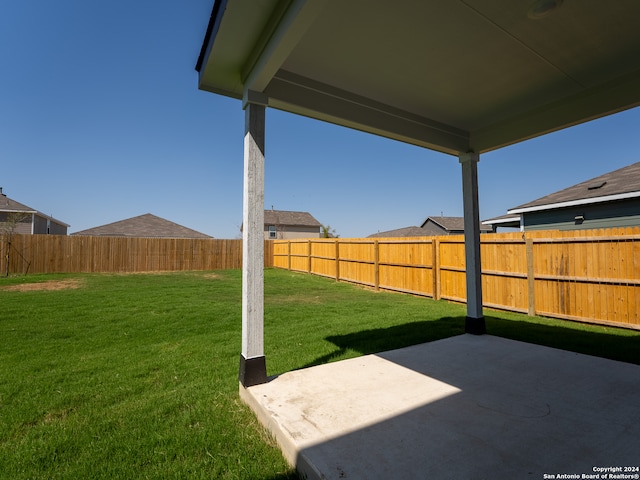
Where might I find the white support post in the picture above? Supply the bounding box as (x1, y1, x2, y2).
(239, 90, 268, 387)
(459, 152, 485, 334)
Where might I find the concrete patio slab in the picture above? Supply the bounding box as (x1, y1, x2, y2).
(240, 334, 640, 480)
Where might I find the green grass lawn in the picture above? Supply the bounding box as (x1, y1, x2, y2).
(1, 269, 638, 479)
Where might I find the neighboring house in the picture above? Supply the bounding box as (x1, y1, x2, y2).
(481, 213, 521, 232)
(0, 187, 69, 235)
(369, 216, 492, 238)
(263, 210, 321, 240)
(71, 213, 212, 238)
(421, 216, 493, 235)
(484, 162, 640, 232)
(368, 226, 431, 238)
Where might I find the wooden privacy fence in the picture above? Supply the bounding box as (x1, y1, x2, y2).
(273, 227, 640, 330)
(1, 234, 274, 274)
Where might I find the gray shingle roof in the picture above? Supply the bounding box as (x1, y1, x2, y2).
(71, 213, 212, 238)
(0, 194, 36, 214)
(264, 210, 321, 227)
(509, 162, 640, 213)
(370, 217, 492, 238)
(368, 226, 429, 238)
(422, 216, 466, 231)
(421, 216, 492, 234)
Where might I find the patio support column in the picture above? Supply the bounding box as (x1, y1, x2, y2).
(239, 90, 268, 387)
(459, 152, 485, 334)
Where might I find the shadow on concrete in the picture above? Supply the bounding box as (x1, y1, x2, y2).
(245, 315, 640, 479)
(280, 335, 640, 479)
(301, 314, 639, 371)
(485, 315, 640, 365)
(301, 317, 466, 369)
(264, 472, 304, 480)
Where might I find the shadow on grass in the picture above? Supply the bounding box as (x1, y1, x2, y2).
(485, 315, 640, 365)
(302, 317, 466, 369)
(265, 313, 638, 480)
(302, 314, 639, 370)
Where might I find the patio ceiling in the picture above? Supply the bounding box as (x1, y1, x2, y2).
(197, 0, 640, 156)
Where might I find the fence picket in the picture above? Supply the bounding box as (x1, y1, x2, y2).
(272, 228, 639, 330)
(3, 228, 639, 330)
(0, 235, 263, 274)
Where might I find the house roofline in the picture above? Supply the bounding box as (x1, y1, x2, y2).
(195, 0, 226, 72)
(508, 191, 640, 214)
(420, 216, 456, 231)
(425, 217, 446, 230)
(482, 215, 520, 226)
(34, 211, 71, 227)
(1, 208, 37, 214)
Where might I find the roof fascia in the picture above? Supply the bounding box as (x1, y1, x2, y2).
(508, 191, 640, 214)
(196, 0, 227, 73)
(197, 0, 282, 99)
(30, 210, 70, 227)
(0, 208, 37, 214)
(482, 216, 521, 226)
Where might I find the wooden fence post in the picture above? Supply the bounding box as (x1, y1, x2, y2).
(526, 237, 536, 316)
(308, 240, 312, 273)
(335, 239, 340, 281)
(433, 238, 441, 300)
(287, 241, 291, 271)
(374, 240, 380, 291)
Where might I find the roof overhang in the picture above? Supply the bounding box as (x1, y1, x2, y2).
(482, 214, 521, 227)
(0, 209, 37, 214)
(197, 0, 640, 156)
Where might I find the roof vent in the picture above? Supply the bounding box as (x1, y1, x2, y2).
(588, 181, 607, 190)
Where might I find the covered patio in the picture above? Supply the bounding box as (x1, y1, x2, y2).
(196, 0, 640, 476)
(241, 334, 640, 479)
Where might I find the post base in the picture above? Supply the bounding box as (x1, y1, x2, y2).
(465, 316, 486, 335)
(239, 354, 267, 387)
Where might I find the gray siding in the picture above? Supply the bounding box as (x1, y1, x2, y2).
(0, 212, 68, 235)
(0, 212, 32, 235)
(523, 199, 640, 231)
(48, 221, 68, 235)
(264, 224, 321, 240)
(33, 215, 48, 234)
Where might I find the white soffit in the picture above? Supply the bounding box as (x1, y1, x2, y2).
(198, 0, 640, 156)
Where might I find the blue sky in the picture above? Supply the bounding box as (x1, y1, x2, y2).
(2, 1, 638, 239)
